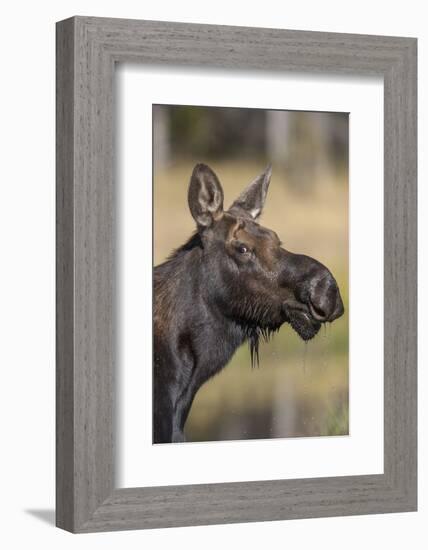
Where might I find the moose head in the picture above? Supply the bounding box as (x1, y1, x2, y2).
(187, 163, 344, 360)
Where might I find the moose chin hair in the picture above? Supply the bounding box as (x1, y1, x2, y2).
(243, 308, 321, 367)
(288, 311, 322, 341)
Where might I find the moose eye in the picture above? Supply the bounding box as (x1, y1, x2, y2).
(237, 244, 249, 254)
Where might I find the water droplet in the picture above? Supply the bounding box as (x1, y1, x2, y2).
(320, 322, 329, 371)
(302, 341, 308, 375)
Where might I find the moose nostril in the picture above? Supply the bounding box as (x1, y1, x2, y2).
(295, 268, 344, 324)
(308, 284, 344, 322)
(309, 299, 329, 321)
(307, 274, 344, 322)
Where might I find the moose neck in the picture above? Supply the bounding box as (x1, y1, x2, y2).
(155, 233, 251, 373)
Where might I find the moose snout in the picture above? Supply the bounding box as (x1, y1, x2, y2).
(307, 273, 344, 322)
(280, 251, 345, 325)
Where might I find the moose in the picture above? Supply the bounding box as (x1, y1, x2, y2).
(153, 163, 344, 443)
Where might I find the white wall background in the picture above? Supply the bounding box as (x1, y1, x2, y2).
(0, 1, 424, 548)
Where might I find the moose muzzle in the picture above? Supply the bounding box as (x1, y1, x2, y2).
(281, 251, 345, 324)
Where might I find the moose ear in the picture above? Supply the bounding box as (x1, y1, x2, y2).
(188, 163, 224, 228)
(229, 165, 272, 220)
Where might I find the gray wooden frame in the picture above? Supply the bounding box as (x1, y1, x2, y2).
(56, 16, 417, 533)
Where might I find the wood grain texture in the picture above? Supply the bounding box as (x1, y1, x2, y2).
(56, 16, 417, 533)
(56, 18, 75, 531)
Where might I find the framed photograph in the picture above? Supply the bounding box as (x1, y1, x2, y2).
(56, 16, 417, 532)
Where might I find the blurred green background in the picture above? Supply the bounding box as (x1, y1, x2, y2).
(153, 105, 349, 442)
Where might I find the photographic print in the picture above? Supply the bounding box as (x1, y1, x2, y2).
(153, 104, 349, 444)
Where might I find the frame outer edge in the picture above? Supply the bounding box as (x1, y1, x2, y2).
(55, 16, 418, 533)
(383, 39, 417, 510)
(73, 15, 116, 532)
(398, 38, 417, 508)
(56, 16, 76, 532)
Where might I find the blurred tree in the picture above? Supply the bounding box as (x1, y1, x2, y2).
(155, 105, 348, 192)
(153, 104, 171, 168)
